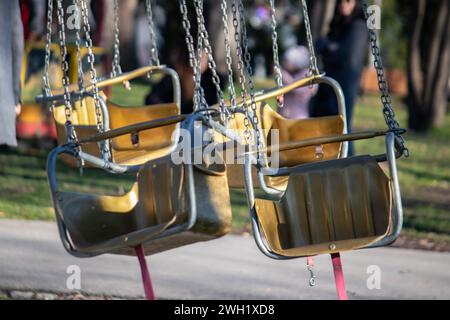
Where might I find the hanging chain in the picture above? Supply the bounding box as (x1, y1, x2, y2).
(80, 0, 110, 160)
(231, 0, 251, 143)
(300, 0, 319, 76)
(363, 1, 408, 156)
(43, 0, 54, 96)
(56, 0, 78, 144)
(221, 0, 237, 115)
(111, 0, 122, 77)
(79, 0, 102, 132)
(238, 0, 264, 160)
(73, 0, 85, 91)
(195, 5, 208, 112)
(193, 0, 228, 120)
(178, 0, 206, 111)
(145, 0, 160, 66)
(268, 0, 283, 90)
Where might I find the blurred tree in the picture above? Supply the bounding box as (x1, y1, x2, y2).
(402, 0, 450, 131)
(378, 0, 408, 70)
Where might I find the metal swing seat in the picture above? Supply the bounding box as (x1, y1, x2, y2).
(225, 103, 401, 259)
(236, 0, 407, 261)
(48, 65, 182, 166)
(216, 0, 349, 191)
(44, 0, 233, 258)
(37, 0, 183, 167)
(224, 74, 347, 190)
(248, 144, 400, 258)
(48, 116, 232, 257)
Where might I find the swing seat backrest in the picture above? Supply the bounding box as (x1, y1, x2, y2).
(254, 155, 392, 257)
(52, 96, 103, 166)
(50, 66, 182, 166)
(225, 102, 345, 188)
(261, 105, 344, 167)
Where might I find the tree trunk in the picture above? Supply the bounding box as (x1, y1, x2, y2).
(407, 0, 450, 131)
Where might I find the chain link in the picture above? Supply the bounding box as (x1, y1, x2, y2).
(56, 0, 78, 144)
(73, 0, 85, 91)
(43, 0, 54, 96)
(268, 0, 283, 89)
(80, 0, 110, 160)
(238, 0, 264, 160)
(363, 1, 408, 156)
(145, 0, 160, 66)
(300, 0, 319, 76)
(79, 0, 102, 131)
(178, 0, 206, 111)
(111, 0, 122, 77)
(231, 0, 251, 143)
(221, 0, 237, 115)
(193, 0, 228, 120)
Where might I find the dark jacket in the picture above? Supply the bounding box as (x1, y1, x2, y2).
(312, 12, 368, 131)
(146, 69, 224, 115)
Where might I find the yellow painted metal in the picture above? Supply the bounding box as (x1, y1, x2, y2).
(224, 101, 345, 188)
(255, 155, 392, 257)
(56, 154, 232, 256)
(50, 66, 180, 166)
(19, 43, 62, 131)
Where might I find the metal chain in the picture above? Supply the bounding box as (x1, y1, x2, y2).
(238, 0, 264, 159)
(231, 0, 251, 143)
(43, 0, 54, 96)
(178, 0, 206, 111)
(195, 7, 208, 111)
(300, 0, 319, 76)
(79, 0, 102, 132)
(363, 1, 408, 156)
(73, 0, 85, 91)
(145, 0, 160, 66)
(268, 0, 283, 90)
(193, 0, 228, 120)
(111, 0, 122, 77)
(56, 0, 78, 143)
(221, 0, 237, 115)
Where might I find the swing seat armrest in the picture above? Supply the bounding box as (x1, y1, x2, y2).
(237, 130, 389, 161)
(78, 114, 188, 145)
(36, 65, 181, 107)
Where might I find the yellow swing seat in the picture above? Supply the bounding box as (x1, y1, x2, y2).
(50, 66, 181, 166)
(223, 75, 347, 189)
(255, 155, 392, 257)
(49, 117, 232, 257)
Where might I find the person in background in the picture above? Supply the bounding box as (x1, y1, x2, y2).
(0, 1, 24, 149)
(146, 49, 225, 115)
(312, 0, 368, 155)
(278, 46, 318, 119)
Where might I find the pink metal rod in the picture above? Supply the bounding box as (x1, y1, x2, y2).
(135, 244, 156, 300)
(331, 253, 348, 300)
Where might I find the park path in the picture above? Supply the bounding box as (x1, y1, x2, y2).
(0, 219, 449, 300)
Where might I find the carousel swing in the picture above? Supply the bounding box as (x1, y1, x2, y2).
(45, 0, 234, 300)
(39, 0, 182, 167)
(220, 0, 348, 190)
(231, 0, 407, 299)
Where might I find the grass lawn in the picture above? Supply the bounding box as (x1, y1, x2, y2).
(1, 80, 449, 245)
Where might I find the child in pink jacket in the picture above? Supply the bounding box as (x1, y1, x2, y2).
(278, 46, 318, 119)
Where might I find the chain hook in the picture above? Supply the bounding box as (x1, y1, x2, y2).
(307, 257, 316, 287)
